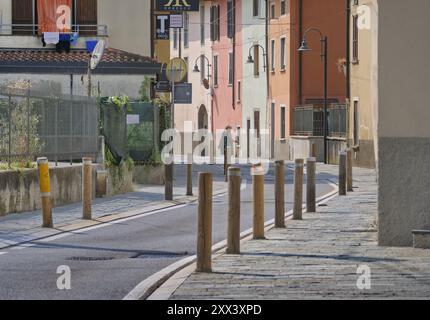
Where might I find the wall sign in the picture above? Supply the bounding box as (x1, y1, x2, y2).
(169, 14, 183, 28)
(156, 15, 170, 40)
(156, 0, 200, 12)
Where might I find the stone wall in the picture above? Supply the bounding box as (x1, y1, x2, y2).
(0, 163, 133, 216)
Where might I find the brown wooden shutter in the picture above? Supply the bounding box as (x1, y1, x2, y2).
(76, 0, 97, 35)
(12, 0, 34, 35)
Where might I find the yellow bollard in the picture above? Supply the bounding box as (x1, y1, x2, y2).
(37, 157, 53, 228)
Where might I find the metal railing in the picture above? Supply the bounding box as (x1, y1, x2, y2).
(0, 24, 108, 36)
(293, 103, 348, 138)
(0, 86, 99, 167)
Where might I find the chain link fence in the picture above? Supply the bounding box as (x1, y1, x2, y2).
(101, 102, 169, 164)
(0, 86, 99, 168)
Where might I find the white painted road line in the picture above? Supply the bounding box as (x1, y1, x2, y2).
(0, 252, 8, 256)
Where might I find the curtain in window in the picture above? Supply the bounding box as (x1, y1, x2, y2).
(37, 0, 72, 33)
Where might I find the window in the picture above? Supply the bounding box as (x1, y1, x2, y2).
(75, 0, 97, 36)
(227, 0, 234, 39)
(200, 6, 205, 45)
(271, 39, 275, 72)
(213, 55, 219, 87)
(253, 0, 259, 17)
(11, 0, 98, 35)
(353, 100, 359, 146)
(173, 28, 178, 49)
(12, 0, 34, 35)
(352, 15, 359, 62)
(183, 12, 189, 48)
(237, 81, 241, 103)
(353, 0, 359, 5)
(210, 5, 220, 41)
(228, 52, 234, 85)
(281, 106, 286, 139)
(280, 0, 286, 15)
(280, 37, 286, 70)
(270, 2, 275, 19)
(253, 45, 260, 77)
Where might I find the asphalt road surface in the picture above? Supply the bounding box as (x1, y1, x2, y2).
(0, 163, 335, 300)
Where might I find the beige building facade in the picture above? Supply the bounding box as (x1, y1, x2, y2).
(348, 0, 377, 169)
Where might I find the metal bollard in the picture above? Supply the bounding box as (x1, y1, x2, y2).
(252, 164, 265, 240)
(196, 172, 213, 272)
(347, 148, 353, 192)
(306, 157, 317, 213)
(339, 151, 347, 196)
(275, 160, 285, 228)
(37, 157, 53, 228)
(227, 167, 241, 254)
(82, 157, 93, 220)
(293, 159, 304, 220)
(186, 153, 193, 196)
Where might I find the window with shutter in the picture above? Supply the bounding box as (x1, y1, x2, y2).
(12, 0, 35, 35)
(75, 0, 97, 36)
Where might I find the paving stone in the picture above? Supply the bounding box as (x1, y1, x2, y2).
(170, 165, 430, 300)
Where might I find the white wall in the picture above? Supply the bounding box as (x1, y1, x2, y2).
(242, 0, 269, 159)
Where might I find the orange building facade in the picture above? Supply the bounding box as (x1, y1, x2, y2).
(268, 0, 347, 161)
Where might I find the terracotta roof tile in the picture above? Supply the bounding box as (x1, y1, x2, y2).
(0, 48, 157, 64)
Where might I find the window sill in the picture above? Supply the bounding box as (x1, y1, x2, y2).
(280, 68, 286, 73)
(351, 59, 359, 65)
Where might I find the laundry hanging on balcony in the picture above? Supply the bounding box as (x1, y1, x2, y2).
(37, 0, 72, 33)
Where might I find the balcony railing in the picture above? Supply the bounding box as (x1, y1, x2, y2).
(0, 24, 108, 37)
(293, 103, 348, 138)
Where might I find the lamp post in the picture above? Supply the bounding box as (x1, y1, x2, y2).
(246, 44, 267, 72)
(193, 55, 212, 85)
(298, 28, 328, 164)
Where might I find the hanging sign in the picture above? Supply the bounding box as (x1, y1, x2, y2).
(156, 15, 170, 39)
(156, 0, 200, 12)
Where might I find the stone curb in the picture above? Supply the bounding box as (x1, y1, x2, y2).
(123, 181, 339, 300)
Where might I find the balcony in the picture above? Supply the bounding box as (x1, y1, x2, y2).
(0, 24, 108, 37)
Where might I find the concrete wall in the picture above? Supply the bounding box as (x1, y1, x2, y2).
(377, 0, 430, 246)
(98, 0, 151, 56)
(0, 162, 133, 216)
(0, 73, 147, 99)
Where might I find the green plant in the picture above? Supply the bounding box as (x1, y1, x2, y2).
(107, 95, 131, 112)
(138, 77, 153, 103)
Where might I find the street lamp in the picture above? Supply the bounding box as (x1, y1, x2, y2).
(298, 27, 328, 164)
(193, 55, 212, 88)
(246, 44, 267, 72)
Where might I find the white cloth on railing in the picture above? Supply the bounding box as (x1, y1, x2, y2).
(43, 32, 60, 44)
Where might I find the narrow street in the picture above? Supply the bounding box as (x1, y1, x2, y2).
(0, 163, 334, 300)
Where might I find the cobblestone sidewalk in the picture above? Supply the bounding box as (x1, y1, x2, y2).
(169, 167, 430, 300)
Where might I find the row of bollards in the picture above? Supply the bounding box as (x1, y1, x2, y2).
(37, 157, 95, 229)
(196, 152, 353, 273)
(196, 157, 319, 273)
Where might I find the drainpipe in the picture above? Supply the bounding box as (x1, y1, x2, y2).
(298, 0, 303, 105)
(346, 0, 351, 147)
(265, 0, 271, 158)
(150, 0, 155, 59)
(232, 0, 236, 111)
